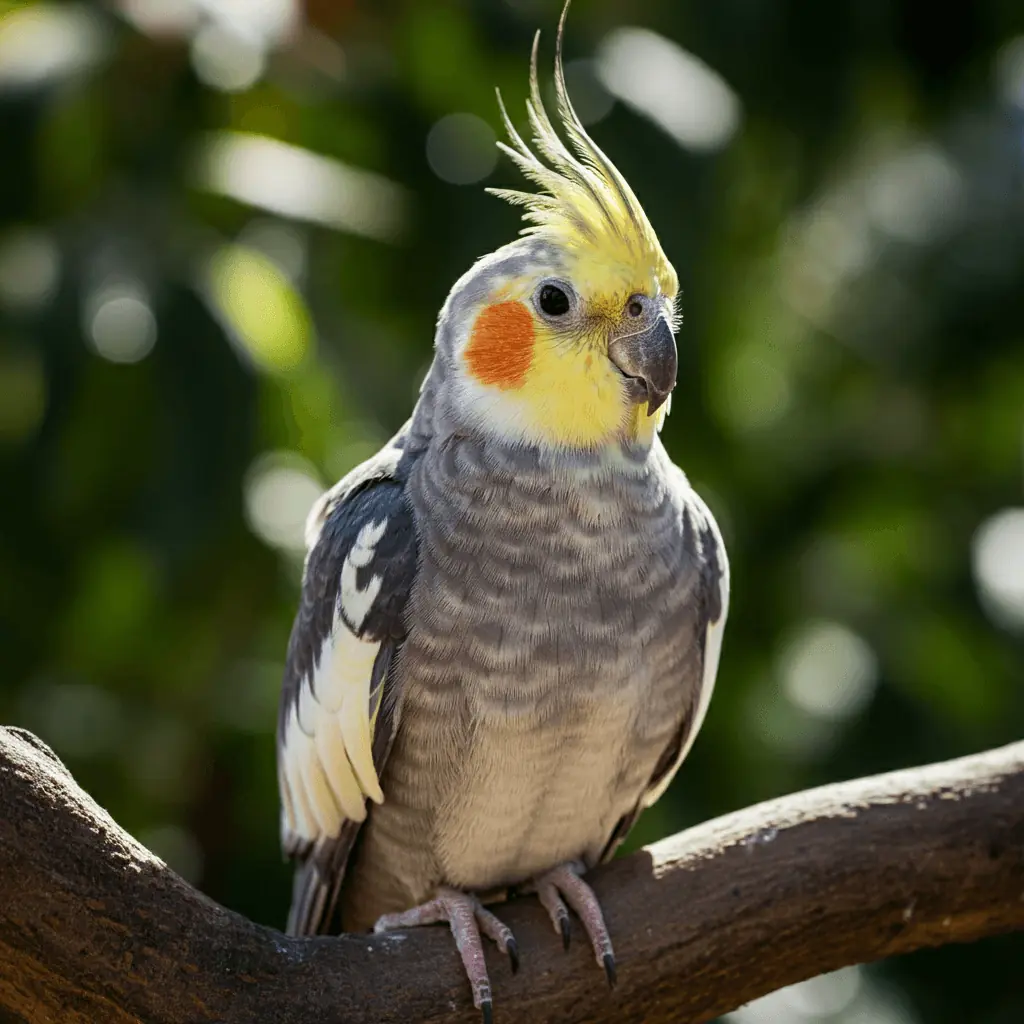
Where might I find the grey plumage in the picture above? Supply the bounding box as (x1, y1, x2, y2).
(277, 255, 727, 933)
(340, 427, 723, 931)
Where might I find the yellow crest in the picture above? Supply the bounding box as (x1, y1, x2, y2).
(488, 2, 678, 299)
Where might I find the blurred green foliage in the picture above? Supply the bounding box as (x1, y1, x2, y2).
(1, 1, 1022, 1021)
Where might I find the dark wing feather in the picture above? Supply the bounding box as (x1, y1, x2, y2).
(278, 429, 419, 935)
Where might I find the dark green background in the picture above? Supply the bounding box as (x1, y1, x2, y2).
(2, 1, 1022, 1021)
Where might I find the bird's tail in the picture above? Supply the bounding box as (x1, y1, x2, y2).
(285, 828, 357, 936)
(287, 862, 335, 935)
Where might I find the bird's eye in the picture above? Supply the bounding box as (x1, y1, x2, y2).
(627, 298, 644, 318)
(538, 283, 571, 317)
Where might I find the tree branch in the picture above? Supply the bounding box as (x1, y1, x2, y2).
(2, 725, 1022, 1024)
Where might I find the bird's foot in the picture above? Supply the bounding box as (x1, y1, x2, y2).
(373, 887, 518, 1024)
(530, 860, 616, 987)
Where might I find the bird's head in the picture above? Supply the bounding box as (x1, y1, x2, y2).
(434, 5, 679, 452)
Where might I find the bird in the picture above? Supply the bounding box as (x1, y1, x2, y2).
(276, 4, 729, 1020)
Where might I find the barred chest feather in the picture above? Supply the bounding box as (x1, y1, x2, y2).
(339, 434, 713, 926)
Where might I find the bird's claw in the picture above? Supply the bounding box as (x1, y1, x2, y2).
(373, 887, 516, 1017)
(506, 935, 520, 974)
(373, 865, 616, 1016)
(603, 951, 617, 988)
(534, 861, 616, 985)
(559, 913, 571, 951)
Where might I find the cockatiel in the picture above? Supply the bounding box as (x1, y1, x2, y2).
(277, 5, 729, 1020)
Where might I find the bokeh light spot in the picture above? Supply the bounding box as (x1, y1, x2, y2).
(196, 132, 407, 242)
(727, 966, 916, 1024)
(778, 621, 878, 722)
(0, 4, 109, 91)
(244, 451, 324, 553)
(206, 244, 312, 373)
(972, 508, 1024, 630)
(730, 966, 862, 1021)
(204, 0, 299, 47)
(596, 28, 739, 151)
(84, 280, 157, 364)
(190, 23, 265, 93)
(426, 113, 498, 185)
(117, 0, 198, 37)
(864, 144, 962, 245)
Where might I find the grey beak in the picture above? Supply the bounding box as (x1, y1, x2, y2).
(608, 315, 678, 416)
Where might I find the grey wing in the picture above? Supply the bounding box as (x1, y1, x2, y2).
(278, 437, 419, 936)
(600, 490, 729, 862)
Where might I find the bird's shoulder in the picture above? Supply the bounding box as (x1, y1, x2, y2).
(656, 449, 728, 605)
(303, 421, 415, 551)
(285, 430, 417, 687)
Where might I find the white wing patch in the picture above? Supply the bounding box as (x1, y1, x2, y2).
(687, 560, 730, 755)
(280, 612, 386, 843)
(340, 518, 387, 631)
(642, 544, 730, 809)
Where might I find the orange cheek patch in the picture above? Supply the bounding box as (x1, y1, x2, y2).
(464, 301, 534, 389)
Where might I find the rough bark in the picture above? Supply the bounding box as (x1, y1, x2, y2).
(1, 725, 1022, 1024)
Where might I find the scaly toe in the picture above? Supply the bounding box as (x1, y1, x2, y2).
(473, 901, 520, 975)
(537, 879, 572, 951)
(373, 888, 515, 1015)
(534, 862, 616, 980)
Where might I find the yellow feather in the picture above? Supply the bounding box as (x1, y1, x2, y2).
(512, 326, 665, 448)
(487, 3, 678, 303)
